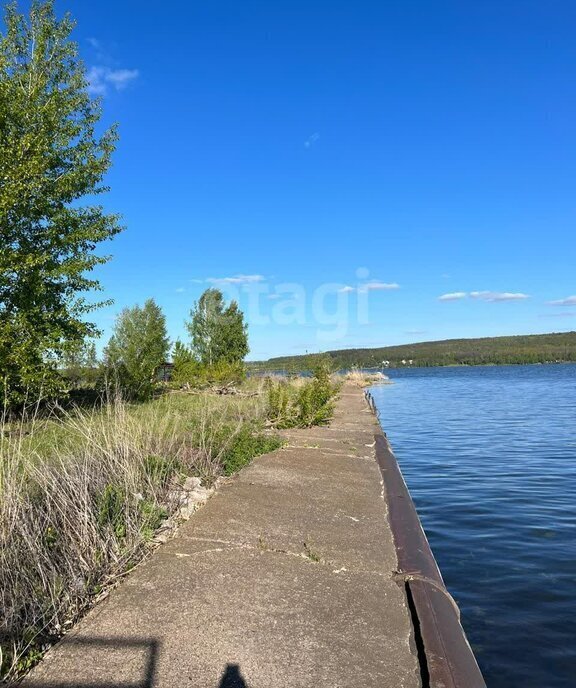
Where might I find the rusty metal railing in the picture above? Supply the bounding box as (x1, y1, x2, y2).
(366, 390, 486, 688)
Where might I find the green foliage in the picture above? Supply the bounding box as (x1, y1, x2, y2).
(304, 353, 337, 378)
(186, 288, 249, 366)
(60, 339, 99, 389)
(104, 299, 170, 400)
(172, 340, 195, 368)
(96, 484, 127, 539)
(266, 380, 295, 426)
(171, 344, 249, 389)
(171, 340, 201, 385)
(303, 542, 321, 563)
(0, 1, 122, 408)
(171, 359, 202, 386)
(217, 425, 282, 476)
(217, 300, 249, 364)
(202, 360, 246, 386)
(138, 499, 166, 541)
(267, 369, 337, 429)
(252, 331, 576, 370)
(143, 454, 179, 487)
(296, 376, 335, 427)
(172, 342, 246, 389)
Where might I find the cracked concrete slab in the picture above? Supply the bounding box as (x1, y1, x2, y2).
(23, 385, 421, 688)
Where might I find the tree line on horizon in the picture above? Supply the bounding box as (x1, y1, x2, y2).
(253, 331, 576, 371)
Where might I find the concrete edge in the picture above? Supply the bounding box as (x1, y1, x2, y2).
(365, 389, 487, 688)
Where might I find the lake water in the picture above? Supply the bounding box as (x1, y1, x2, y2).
(369, 364, 576, 688)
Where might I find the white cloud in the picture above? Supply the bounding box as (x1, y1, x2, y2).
(470, 291, 529, 302)
(304, 132, 320, 148)
(338, 285, 355, 293)
(438, 292, 467, 301)
(439, 290, 530, 302)
(175, 287, 185, 293)
(206, 274, 266, 285)
(405, 329, 427, 335)
(87, 66, 139, 95)
(359, 281, 400, 292)
(547, 295, 576, 306)
(539, 312, 576, 318)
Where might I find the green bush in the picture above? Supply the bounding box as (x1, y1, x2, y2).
(172, 359, 246, 388)
(296, 377, 335, 427)
(171, 357, 202, 386)
(266, 368, 338, 429)
(266, 379, 298, 428)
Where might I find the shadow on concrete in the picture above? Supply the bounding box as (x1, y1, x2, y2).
(22, 636, 158, 688)
(218, 663, 249, 687)
(24, 637, 250, 688)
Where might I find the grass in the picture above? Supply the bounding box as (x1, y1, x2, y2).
(0, 379, 279, 683)
(0, 373, 338, 682)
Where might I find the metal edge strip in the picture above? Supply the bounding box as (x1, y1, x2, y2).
(367, 391, 486, 688)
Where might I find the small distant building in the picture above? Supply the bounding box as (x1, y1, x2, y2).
(401, 359, 406, 365)
(155, 362, 174, 382)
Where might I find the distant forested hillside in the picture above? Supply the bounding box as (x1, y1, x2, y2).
(251, 332, 576, 370)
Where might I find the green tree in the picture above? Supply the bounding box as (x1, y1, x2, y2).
(60, 338, 98, 389)
(172, 340, 195, 368)
(186, 288, 249, 366)
(0, 1, 122, 408)
(104, 300, 169, 400)
(171, 339, 200, 385)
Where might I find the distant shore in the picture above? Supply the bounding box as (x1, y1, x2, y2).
(249, 331, 576, 372)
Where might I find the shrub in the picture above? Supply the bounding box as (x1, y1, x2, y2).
(266, 368, 338, 429)
(172, 360, 246, 389)
(296, 377, 335, 427)
(267, 379, 297, 427)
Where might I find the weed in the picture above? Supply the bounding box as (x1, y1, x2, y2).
(266, 369, 338, 429)
(303, 542, 321, 563)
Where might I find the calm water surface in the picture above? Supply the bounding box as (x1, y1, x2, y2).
(370, 365, 576, 688)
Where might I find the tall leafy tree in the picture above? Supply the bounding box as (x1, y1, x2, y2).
(186, 288, 249, 366)
(104, 299, 170, 400)
(0, 1, 122, 407)
(217, 299, 249, 363)
(186, 288, 223, 366)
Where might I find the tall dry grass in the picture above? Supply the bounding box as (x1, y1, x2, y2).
(341, 368, 391, 387)
(0, 389, 274, 681)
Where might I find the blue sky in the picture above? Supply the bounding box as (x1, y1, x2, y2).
(57, 0, 576, 359)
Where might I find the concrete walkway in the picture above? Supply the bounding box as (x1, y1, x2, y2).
(24, 385, 421, 688)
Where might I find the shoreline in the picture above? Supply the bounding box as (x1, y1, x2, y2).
(23, 385, 485, 687)
(366, 387, 486, 687)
